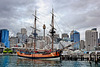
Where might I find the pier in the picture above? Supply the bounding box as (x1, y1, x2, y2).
(0, 53, 17, 56)
(61, 53, 100, 63)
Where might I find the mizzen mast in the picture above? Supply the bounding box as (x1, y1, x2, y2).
(50, 8, 56, 51)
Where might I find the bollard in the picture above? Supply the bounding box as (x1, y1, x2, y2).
(95, 54, 98, 63)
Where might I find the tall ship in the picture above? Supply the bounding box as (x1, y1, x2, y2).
(17, 9, 62, 59)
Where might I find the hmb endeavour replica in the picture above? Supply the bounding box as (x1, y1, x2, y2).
(17, 9, 62, 60)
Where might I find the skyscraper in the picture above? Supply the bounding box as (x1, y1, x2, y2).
(0, 29, 10, 48)
(10, 37, 18, 47)
(85, 28, 98, 51)
(16, 28, 28, 44)
(98, 33, 100, 46)
(17, 32, 28, 44)
(70, 30, 80, 50)
(80, 40, 85, 49)
(54, 34, 59, 43)
(62, 33, 69, 39)
(21, 28, 27, 34)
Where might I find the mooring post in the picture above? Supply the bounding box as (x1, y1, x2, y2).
(89, 54, 91, 61)
(95, 51, 98, 63)
(95, 54, 97, 63)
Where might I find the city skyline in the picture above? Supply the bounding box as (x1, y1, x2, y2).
(0, 0, 100, 40)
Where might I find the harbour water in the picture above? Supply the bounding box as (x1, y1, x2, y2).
(0, 56, 100, 67)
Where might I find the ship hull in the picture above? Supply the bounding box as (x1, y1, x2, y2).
(17, 50, 61, 60)
(18, 55, 60, 59)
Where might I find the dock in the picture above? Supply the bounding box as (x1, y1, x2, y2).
(61, 54, 100, 63)
(0, 53, 17, 56)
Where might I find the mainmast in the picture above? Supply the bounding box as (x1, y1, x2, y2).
(43, 24, 46, 40)
(33, 10, 37, 51)
(52, 8, 54, 27)
(50, 8, 55, 51)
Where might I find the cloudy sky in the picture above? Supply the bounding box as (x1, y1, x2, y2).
(0, 0, 100, 40)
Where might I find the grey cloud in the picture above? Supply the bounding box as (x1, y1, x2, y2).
(0, 0, 37, 36)
(52, 0, 100, 39)
(0, 0, 100, 40)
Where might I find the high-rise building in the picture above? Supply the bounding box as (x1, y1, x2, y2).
(62, 33, 69, 39)
(10, 37, 18, 47)
(0, 29, 10, 48)
(21, 28, 27, 34)
(37, 36, 43, 40)
(17, 33, 28, 44)
(54, 34, 59, 43)
(98, 33, 100, 46)
(70, 30, 80, 49)
(80, 40, 85, 49)
(54, 34, 59, 38)
(85, 28, 98, 51)
(45, 36, 51, 44)
(48, 34, 59, 43)
(16, 28, 28, 47)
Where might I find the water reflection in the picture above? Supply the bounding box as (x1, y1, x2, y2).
(0, 56, 9, 67)
(0, 56, 100, 67)
(17, 58, 61, 67)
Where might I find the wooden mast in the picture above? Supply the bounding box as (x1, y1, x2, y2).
(52, 8, 54, 28)
(50, 8, 55, 51)
(33, 10, 37, 51)
(52, 8, 54, 51)
(43, 24, 46, 40)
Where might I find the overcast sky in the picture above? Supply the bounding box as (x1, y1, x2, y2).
(0, 0, 100, 40)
